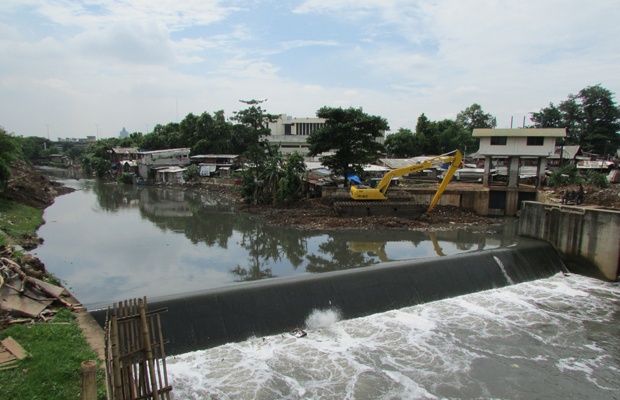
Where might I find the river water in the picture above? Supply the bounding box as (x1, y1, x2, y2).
(167, 274, 620, 399)
(33, 173, 620, 399)
(32, 175, 518, 309)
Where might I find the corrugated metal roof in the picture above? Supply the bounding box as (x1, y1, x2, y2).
(378, 157, 436, 169)
(473, 128, 566, 137)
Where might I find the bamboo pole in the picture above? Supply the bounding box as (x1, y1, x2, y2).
(81, 360, 97, 400)
(110, 311, 123, 400)
(139, 297, 159, 400)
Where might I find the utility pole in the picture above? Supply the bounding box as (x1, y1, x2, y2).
(95, 123, 99, 140)
(45, 124, 50, 140)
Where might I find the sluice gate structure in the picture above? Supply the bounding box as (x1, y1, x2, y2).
(92, 240, 567, 355)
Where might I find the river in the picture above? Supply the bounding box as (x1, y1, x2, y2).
(32, 175, 518, 309)
(32, 173, 620, 399)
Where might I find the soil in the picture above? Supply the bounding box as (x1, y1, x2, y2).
(4, 160, 75, 209)
(238, 199, 503, 231)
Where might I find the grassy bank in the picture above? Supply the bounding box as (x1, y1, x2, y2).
(1, 198, 106, 399)
(0, 198, 44, 247)
(0, 310, 105, 399)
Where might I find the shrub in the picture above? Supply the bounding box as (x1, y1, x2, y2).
(183, 164, 200, 182)
(117, 172, 133, 184)
(547, 164, 583, 187)
(586, 170, 610, 188)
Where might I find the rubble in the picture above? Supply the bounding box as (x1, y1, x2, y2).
(0, 254, 81, 324)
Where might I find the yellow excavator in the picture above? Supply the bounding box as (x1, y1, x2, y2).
(349, 149, 462, 215)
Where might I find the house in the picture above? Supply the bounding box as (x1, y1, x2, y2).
(109, 147, 139, 164)
(472, 128, 566, 216)
(473, 128, 566, 187)
(155, 166, 187, 184)
(189, 154, 240, 177)
(137, 148, 191, 179)
(547, 145, 585, 168)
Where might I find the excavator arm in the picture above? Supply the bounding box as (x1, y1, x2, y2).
(349, 150, 462, 214)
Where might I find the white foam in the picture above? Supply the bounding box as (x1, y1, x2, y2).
(167, 274, 620, 399)
(304, 307, 342, 329)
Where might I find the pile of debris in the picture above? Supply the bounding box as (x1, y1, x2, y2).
(0, 247, 81, 326)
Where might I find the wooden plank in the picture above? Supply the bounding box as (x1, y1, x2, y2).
(2, 336, 27, 360)
(0, 284, 53, 318)
(29, 277, 68, 298)
(0, 348, 17, 364)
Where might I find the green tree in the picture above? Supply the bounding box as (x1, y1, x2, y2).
(0, 127, 22, 191)
(530, 85, 620, 155)
(455, 104, 495, 154)
(578, 85, 620, 155)
(455, 103, 497, 131)
(384, 128, 417, 157)
(276, 152, 307, 205)
(530, 103, 563, 128)
(17, 136, 50, 161)
(307, 107, 388, 183)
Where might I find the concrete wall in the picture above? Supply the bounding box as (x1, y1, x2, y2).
(519, 201, 620, 281)
(91, 240, 566, 355)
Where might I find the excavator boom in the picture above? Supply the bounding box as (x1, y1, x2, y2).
(348, 150, 462, 214)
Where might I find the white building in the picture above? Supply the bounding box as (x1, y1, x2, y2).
(472, 128, 567, 216)
(474, 128, 566, 158)
(266, 114, 327, 155)
(267, 113, 386, 156)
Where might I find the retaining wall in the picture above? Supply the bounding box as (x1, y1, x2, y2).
(518, 201, 620, 281)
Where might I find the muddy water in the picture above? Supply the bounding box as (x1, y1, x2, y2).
(32, 176, 518, 309)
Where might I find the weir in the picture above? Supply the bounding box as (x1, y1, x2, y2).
(90, 239, 567, 355)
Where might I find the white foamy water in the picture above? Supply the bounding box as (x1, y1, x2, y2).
(167, 273, 620, 399)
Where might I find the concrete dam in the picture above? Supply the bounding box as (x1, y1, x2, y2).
(91, 239, 567, 356)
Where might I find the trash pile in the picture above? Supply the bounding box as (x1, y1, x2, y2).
(0, 248, 81, 326)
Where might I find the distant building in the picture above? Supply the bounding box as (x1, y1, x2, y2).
(266, 113, 385, 156)
(189, 154, 240, 177)
(266, 114, 327, 155)
(137, 148, 191, 179)
(119, 127, 129, 139)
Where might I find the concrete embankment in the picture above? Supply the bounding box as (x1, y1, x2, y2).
(519, 201, 620, 281)
(91, 240, 566, 355)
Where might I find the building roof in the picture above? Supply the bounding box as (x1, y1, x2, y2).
(139, 148, 190, 155)
(111, 147, 139, 154)
(190, 154, 239, 159)
(378, 157, 437, 169)
(548, 145, 581, 160)
(473, 128, 566, 137)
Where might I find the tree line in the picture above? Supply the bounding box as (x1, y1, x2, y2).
(1, 84, 618, 202)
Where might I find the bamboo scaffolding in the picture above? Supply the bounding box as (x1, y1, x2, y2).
(104, 297, 172, 400)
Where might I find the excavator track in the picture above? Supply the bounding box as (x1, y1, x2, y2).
(332, 200, 428, 218)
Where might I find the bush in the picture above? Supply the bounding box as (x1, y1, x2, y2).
(547, 164, 583, 187)
(117, 172, 133, 184)
(182, 164, 200, 182)
(586, 170, 610, 188)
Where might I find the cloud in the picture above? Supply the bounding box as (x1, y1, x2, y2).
(72, 19, 176, 65)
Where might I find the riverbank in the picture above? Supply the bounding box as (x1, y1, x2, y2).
(0, 162, 105, 399)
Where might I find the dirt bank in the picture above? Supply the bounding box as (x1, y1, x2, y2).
(4, 160, 75, 209)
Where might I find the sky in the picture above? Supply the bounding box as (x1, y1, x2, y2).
(1, 0, 620, 141)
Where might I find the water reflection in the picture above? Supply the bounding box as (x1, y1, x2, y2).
(33, 171, 520, 308)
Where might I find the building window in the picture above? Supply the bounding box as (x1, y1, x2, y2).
(526, 136, 544, 146)
(490, 136, 507, 145)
